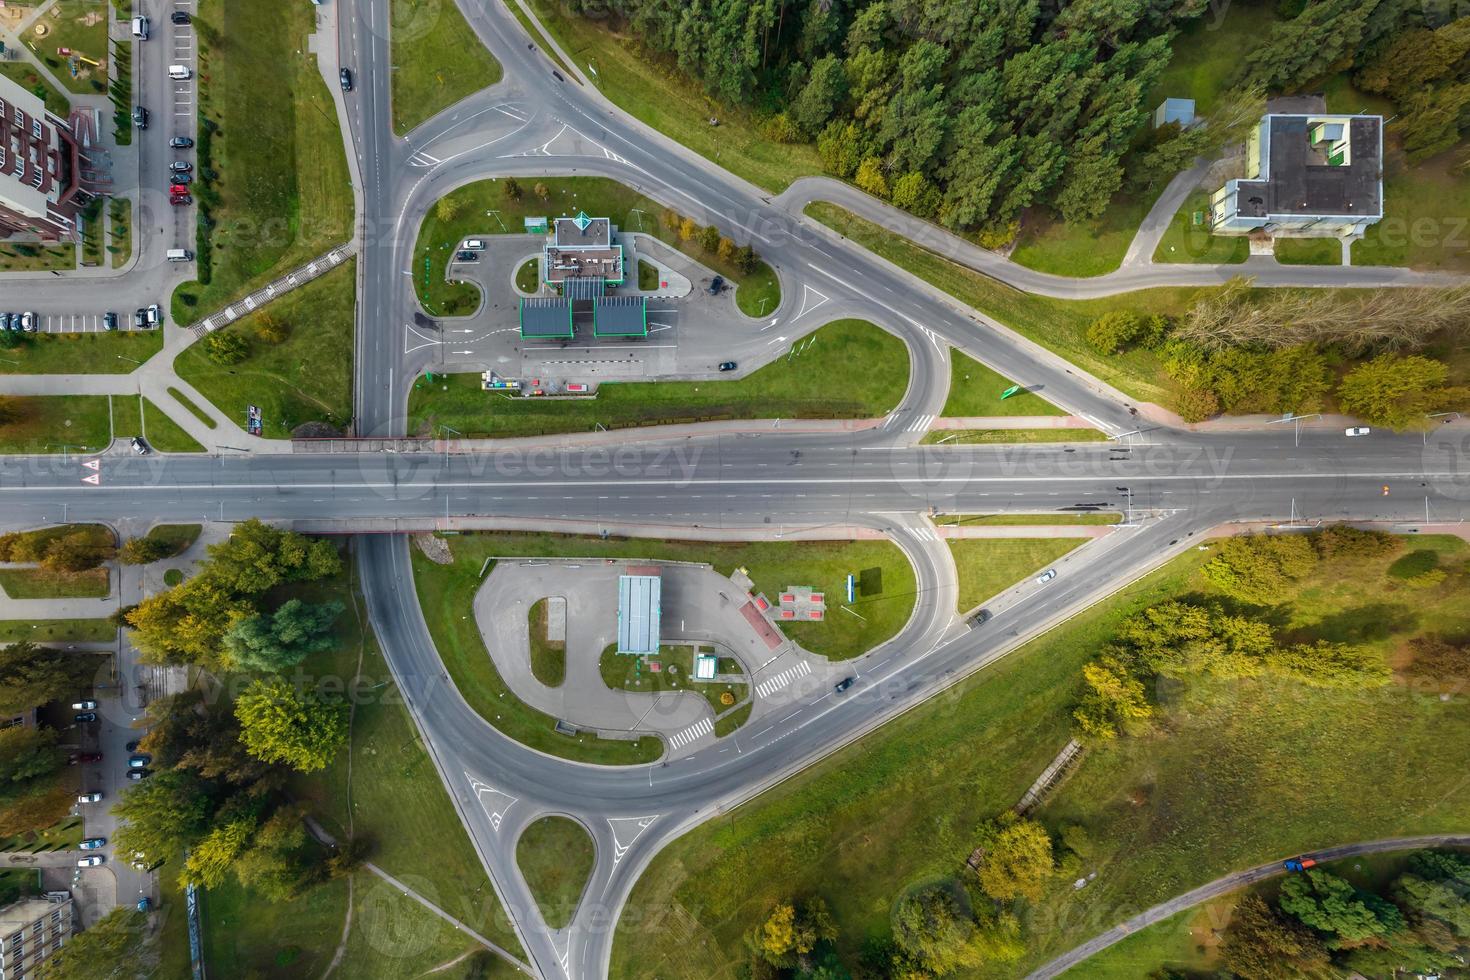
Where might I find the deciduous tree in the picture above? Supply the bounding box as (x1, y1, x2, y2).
(234, 678, 348, 773)
(975, 819, 1054, 902)
(1221, 894, 1330, 979)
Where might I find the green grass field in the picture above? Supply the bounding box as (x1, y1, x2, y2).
(175, 260, 355, 438)
(636, 258, 658, 291)
(1059, 905, 1219, 979)
(0, 567, 108, 600)
(0, 243, 75, 273)
(40, 0, 111, 95)
(1010, 190, 1160, 277)
(109, 197, 132, 268)
(611, 534, 1470, 978)
(1353, 141, 1470, 272)
(138, 398, 206, 453)
(516, 817, 594, 930)
(143, 524, 203, 558)
(600, 645, 747, 716)
(1152, 190, 1249, 265)
(390, 0, 503, 135)
(171, 0, 353, 324)
(166, 387, 218, 430)
(0, 330, 162, 375)
(523, 0, 821, 193)
(1274, 237, 1344, 265)
(0, 620, 115, 644)
(1146, 0, 1278, 114)
(921, 428, 1111, 445)
(0, 395, 113, 454)
(516, 258, 540, 293)
(413, 177, 779, 318)
(527, 598, 565, 687)
(407, 319, 907, 438)
(947, 539, 1086, 613)
(0, 61, 69, 118)
(942, 351, 1065, 417)
(804, 202, 1189, 405)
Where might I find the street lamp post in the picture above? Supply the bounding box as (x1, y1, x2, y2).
(1116, 486, 1133, 525)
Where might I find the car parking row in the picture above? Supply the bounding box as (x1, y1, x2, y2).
(5, 306, 164, 334)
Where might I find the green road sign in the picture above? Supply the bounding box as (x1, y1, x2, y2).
(1000, 384, 1022, 400)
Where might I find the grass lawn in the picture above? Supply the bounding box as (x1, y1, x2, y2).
(389, 0, 502, 135)
(407, 318, 906, 438)
(0, 242, 75, 272)
(287, 557, 525, 959)
(0, 620, 114, 644)
(414, 177, 780, 317)
(714, 703, 752, 738)
(805, 201, 1190, 405)
(501, 0, 572, 75)
(39, 0, 111, 95)
(516, 817, 594, 930)
(1274, 237, 1343, 266)
(166, 387, 218, 430)
(942, 350, 1064, 417)
(1353, 140, 1470, 272)
(139, 398, 207, 453)
(0, 395, 113, 454)
(516, 258, 539, 293)
(0, 330, 162, 375)
(611, 534, 1470, 978)
(1010, 191, 1160, 277)
(171, 0, 353, 325)
(142, 523, 203, 557)
(921, 428, 1111, 445)
(0, 61, 69, 118)
(947, 539, 1086, 613)
(163, 568, 184, 586)
(412, 532, 915, 761)
(0, 567, 109, 600)
(1059, 905, 1219, 979)
(524, 0, 821, 192)
(0, 814, 83, 853)
(1152, 190, 1249, 265)
(599, 644, 747, 716)
(1146, 0, 1278, 114)
(201, 873, 348, 978)
(935, 513, 1121, 527)
(527, 598, 565, 687)
(79, 197, 105, 267)
(175, 259, 355, 438)
(108, 197, 132, 268)
(636, 258, 658, 290)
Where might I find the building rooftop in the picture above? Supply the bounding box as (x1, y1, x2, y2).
(518, 296, 573, 338)
(554, 212, 610, 248)
(593, 296, 647, 337)
(617, 573, 661, 655)
(1241, 114, 1382, 219)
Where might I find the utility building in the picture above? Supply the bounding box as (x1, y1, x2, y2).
(617, 569, 662, 655)
(544, 212, 623, 287)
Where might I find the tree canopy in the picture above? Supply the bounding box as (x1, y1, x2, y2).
(234, 678, 349, 773)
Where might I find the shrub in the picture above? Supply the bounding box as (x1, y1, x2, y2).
(204, 331, 250, 365)
(1172, 386, 1220, 422)
(761, 113, 800, 143)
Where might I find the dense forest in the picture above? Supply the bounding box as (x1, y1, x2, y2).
(563, 0, 1470, 237)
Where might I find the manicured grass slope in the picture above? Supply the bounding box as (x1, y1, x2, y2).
(516, 817, 594, 929)
(942, 350, 1064, 417)
(0, 331, 162, 376)
(0, 396, 113, 454)
(947, 538, 1086, 613)
(390, 0, 503, 135)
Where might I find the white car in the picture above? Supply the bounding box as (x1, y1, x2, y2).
(1345, 426, 1371, 437)
(76, 856, 103, 867)
(70, 700, 97, 711)
(1036, 569, 1057, 584)
(77, 792, 103, 804)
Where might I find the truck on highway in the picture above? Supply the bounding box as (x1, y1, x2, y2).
(1283, 856, 1317, 872)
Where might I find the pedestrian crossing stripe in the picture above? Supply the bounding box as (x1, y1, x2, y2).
(755, 659, 812, 699)
(669, 717, 713, 749)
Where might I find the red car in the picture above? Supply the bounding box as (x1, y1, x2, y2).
(170, 195, 192, 206)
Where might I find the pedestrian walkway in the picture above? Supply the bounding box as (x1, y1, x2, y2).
(193, 241, 357, 337)
(754, 659, 811, 699)
(668, 717, 713, 750)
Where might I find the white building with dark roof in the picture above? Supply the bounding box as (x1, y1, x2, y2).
(0, 73, 85, 242)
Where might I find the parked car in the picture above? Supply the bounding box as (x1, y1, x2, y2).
(718, 361, 737, 372)
(170, 174, 193, 186)
(133, 309, 147, 329)
(340, 68, 353, 91)
(20, 311, 35, 331)
(71, 700, 97, 710)
(74, 712, 97, 723)
(1345, 426, 1371, 437)
(133, 106, 148, 129)
(125, 769, 150, 781)
(137, 897, 152, 912)
(146, 305, 162, 326)
(76, 856, 103, 868)
(75, 752, 102, 764)
(79, 838, 106, 850)
(169, 161, 192, 173)
(170, 10, 189, 24)
(1036, 569, 1057, 584)
(455, 250, 478, 262)
(78, 792, 103, 804)
(103, 312, 118, 330)
(130, 437, 151, 456)
(128, 754, 151, 769)
(169, 194, 192, 207)
(169, 135, 194, 148)
(0, 314, 11, 330)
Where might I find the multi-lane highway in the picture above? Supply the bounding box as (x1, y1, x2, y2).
(3, 0, 1469, 976)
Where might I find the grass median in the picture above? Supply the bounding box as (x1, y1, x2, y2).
(0, 620, 115, 644)
(176, 260, 355, 439)
(0, 396, 113, 454)
(947, 538, 1086, 613)
(390, 0, 503, 135)
(921, 428, 1111, 445)
(942, 350, 1065, 417)
(611, 534, 1470, 978)
(516, 817, 594, 930)
(408, 318, 906, 438)
(0, 330, 162, 375)
(172, 0, 353, 325)
(138, 398, 206, 453)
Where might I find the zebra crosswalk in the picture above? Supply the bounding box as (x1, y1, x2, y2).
(669, 717, 713, 750)
(755, 660, 812, 699)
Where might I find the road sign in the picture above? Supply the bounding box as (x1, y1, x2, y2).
(82, 459, 100, 471)
(1000, 384, 1022, 400)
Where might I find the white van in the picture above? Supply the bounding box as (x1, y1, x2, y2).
(166, 248, 193, 262)
(168, 65, 192, 81)
(131, 16, 149, 39)
(462, 239, 485, 250)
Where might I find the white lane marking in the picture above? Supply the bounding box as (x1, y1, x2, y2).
(755, 660, 812, 699)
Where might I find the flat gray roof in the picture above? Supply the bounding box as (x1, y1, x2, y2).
(519, 297, 572, 338)
(617, 573, 661, 654)
(593, 295, 647, 337)
(1260, 114, 1382, 218)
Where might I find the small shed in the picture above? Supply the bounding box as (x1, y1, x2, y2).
(1153, 98, 1196, 129)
